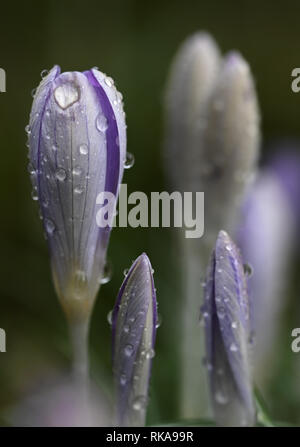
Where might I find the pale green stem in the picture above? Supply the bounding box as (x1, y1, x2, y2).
(68, 317, 91, 425)
(179, 235, 211, 419)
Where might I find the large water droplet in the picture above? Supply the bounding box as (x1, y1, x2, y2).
(31, 188, 38, 201)
(54, 83, 80, 110)
(124, 152, 135, 169)
(96, 114, 108, 132)
(55, 168, 67, 182)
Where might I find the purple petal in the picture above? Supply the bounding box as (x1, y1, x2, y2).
(112, 253, 157, 427)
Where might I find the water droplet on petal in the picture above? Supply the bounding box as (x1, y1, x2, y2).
(45, 218, 55, 235)
(104, 76, 114, 87)
(123, 324, 130, 334)
(132, 396, 147, 411)
(55, 168, 67, 182)
(145, 348, 155, 360)
(231, 321, 238, 329)
(215, 390, 228, 405)
(31, 88, 37, 98)
(96, 113, 108, 132)
(124, 344, 134, 357)
(124, 152, 135, 169)
(230, 343, 238, 352)
(79, 144, 88, 155)
(25, 125, 31, 135)
(72, 166, 82, 176)
(107, 310, 113, 326)
(156, 314, 162, 329)
(74, 186, 84, 195)
(31, 188, 38, 201)
(100, 260, 112, 284)
(40, 69, 49, 78)
(54, 82, 80, 110)
(123, 268, 129, 277)
(243, 263, 253, 277)
(120, 374, 127, 386)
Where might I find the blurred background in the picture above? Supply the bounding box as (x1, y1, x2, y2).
(0, 0, 300, 426)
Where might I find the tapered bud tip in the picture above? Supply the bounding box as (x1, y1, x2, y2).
(112, 253, 157, 426)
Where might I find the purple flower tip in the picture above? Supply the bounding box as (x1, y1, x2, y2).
(203, 230, 255, 426)
(112, 253, 157, 427)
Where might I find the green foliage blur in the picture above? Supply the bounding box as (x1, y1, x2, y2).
(0, 0, 300, 426)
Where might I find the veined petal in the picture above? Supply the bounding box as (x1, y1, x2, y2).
(112, 253, 157, 427)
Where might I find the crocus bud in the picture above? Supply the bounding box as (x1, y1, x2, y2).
(112, 253, 157, 427)
(203, 230, 255, 426)
(164, 32, 221, 192)
(27, 66, 126, 321)
(200, 51, 260, 245)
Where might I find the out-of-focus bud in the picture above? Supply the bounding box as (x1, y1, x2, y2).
(203, 230, 255, 426)
(238, 168, 296, 383)
(112, 253, 157, 427)
(27, 66, 126, 322)
(164, 32, 221, 192)
(200, 51, 260, 245)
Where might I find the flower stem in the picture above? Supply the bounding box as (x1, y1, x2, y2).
(68, 317, 91, 424)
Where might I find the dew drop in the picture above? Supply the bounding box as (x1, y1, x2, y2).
(100, 260, 112, 284)
(31, 88, 37, 98)
(25, 124, 31, 135)
(54, 83, 80, 110)
(107, 310, 113, 326)
(74, 186, 84, 195)
(145, 348, 155, 360)
(45, 218, 55, 235)
(132, 396, 147, 411)
(79, 144, 88, 155)
(243, 263, 253, 277)
(120, 374, 126, 386)
(215, 391, 228, 405)
(55, 168, 67, 182)
(230, 343, 238, 352)
(156, 314, 162, 329)
(31, 188, 38, 201)
(72, 166, 82, 176)
(40, 69, 49, 79)
(123, 268, 129, 277)
(123, 324, 130, 334)
(96, 113, 108, 132)
(124, 344, 134, 357)
(231, 321, 238, 329)
(104, 76, 114, 87)
(124, 152, 135, 169)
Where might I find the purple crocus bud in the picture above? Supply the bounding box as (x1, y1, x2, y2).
(203, 231, 255, 426)
(27, 66, 126, 321)
(112, 253, 157, 427)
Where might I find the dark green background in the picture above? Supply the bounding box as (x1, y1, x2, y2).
(0, 0, 300, 425)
